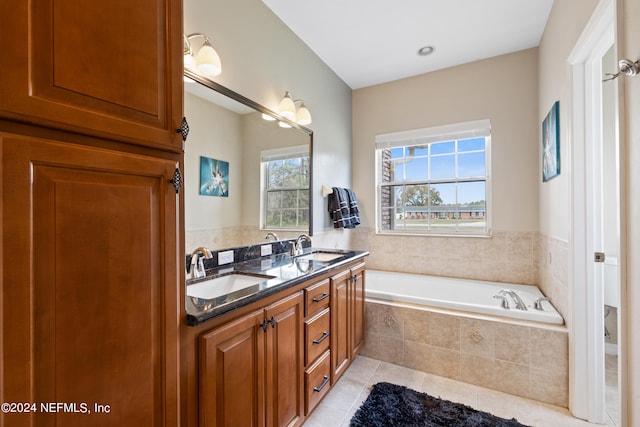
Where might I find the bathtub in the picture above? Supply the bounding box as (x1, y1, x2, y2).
(365, 269, 564, 325)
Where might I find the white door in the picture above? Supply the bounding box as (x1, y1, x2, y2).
(568, 0, 621, 422)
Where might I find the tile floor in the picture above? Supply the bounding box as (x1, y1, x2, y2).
(303, 355, 620, 427)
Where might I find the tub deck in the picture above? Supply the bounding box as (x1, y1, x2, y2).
(365, 269, 564, 325)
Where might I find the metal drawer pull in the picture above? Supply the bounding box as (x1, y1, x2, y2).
(312, 332, 329, 344)
(177, 117, 190, 142)
(312, 293, 329, 302)
(313, 375, 330, 393)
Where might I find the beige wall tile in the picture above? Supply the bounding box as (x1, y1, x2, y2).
(428, 346, 460, 378)
(493, 359, 531, 398)
(402, 307, 430, 344)
(530, 328, 568, 372)
(460, 318, 495, 358)
(459, 353, 495, 389)
(430, 313, 460, 350)
(530, 367, 568, 406)
(403, 340, 432, 373)
(494, 323, 531, 365)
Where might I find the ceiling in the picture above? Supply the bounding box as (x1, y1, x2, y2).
(262, 0, 555, 89)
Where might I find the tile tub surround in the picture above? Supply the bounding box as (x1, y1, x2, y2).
(360, 301, 569, 407)
(537, 233, 569, 320)
(351, 228, 540, 286)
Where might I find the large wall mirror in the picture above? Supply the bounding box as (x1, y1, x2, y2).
(184, 70, 313, 252)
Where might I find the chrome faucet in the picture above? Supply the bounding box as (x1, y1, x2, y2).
(188, 247, 213, 280)
(290, 234, 311, 257)
(493, 294, 510, 309)
(264, 232, 279, 242)
(534, 296, 551, 310)
(499, 289, 528, 311)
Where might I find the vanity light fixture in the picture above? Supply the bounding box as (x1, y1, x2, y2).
(278, 92, 297, 120)
(273, 91, 312, 127)
(183, 33, 222, 78)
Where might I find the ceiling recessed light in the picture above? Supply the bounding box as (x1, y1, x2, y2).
(417, 46, 435, 56)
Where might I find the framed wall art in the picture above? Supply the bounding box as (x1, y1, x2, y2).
(542, 101, 560, 182)
(199, 156, 229, 197)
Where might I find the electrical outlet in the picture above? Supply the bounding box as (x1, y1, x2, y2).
(218, 250, 234, 265)
(260, 244, 273, 257)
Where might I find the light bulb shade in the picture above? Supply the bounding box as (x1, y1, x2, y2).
(278, 121, 292, 128)
(296, 104, 312, 125)
(278, 92, 296, 120)
(183, 53, 196, 71)
(262, 113, 277, 121)
(196, 43, 222, 77)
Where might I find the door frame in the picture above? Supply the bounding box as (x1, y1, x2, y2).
(567, 0, 619, 422)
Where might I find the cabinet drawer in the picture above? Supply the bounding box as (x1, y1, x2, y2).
(305, 279, 330, 317)
(305, 350, 331, 415)
(305, 308, 330, 366)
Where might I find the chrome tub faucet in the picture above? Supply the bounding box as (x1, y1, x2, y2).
(498, 289, 528, 310)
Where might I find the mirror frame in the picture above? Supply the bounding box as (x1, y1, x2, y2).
(184, 69, 314, 236)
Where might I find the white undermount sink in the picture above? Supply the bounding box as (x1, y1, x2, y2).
(295, 251, 344, 262)
(187, 272, 274, 300)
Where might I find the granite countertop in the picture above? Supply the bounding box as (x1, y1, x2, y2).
(185, 248, 369, 325)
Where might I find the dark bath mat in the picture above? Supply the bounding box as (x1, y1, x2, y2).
(350, 382, 531, 427)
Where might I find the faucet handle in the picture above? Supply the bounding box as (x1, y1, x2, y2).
(493, 294, 510, 309)
(534, 296, 551, 310)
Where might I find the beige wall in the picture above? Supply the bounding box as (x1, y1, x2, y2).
(353, 48, 539, 233)
(535, 0, 600, 368)
(184, 0, 353, 241)
(537, 0, 600, 241)
(351, 49, 541, 285)
(184, 92, 244, 232)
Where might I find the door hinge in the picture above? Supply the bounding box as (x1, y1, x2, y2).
(170, 167, 183, 194)
(594, 252, 606, 263)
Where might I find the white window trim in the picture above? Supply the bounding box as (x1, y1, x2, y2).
(375, 119, 492, 237)
(260, 145, 310, 231)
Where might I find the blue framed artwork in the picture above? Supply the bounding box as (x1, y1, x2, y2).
(542, 101, 560, 182)
(199, 156, 229, 197)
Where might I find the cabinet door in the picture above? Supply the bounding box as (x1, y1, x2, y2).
(330, 269, 351, 382)
(265, 292, 304, 427)
(0, 0, 183, 151)
(350, 264, 366, 359)
(199, 310, 266, 427)
(1, 135, 181, 427)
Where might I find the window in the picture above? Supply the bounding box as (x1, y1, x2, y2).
(375, 120, 490, 235)
(261, 145, 310, 230)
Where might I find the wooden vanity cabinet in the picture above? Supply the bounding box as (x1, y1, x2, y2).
(194, 260, 365, 427)
(199, 310, 266, 427)
(331, 262, 366, 383)
(303, 279, 332, 414)
(199, 292, 304, 427)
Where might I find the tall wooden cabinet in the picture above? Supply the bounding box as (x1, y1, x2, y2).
(0, 0, 183, 150)
(0, 0, 184, 425)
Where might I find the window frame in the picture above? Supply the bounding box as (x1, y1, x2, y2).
(260, 145, 310, 231)
(375, 120, 492, 237)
